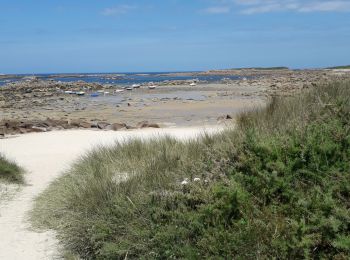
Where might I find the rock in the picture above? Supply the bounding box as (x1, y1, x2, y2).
(30, 126, 47, 132)
(4, 121, 19, 129)
(217, 114, 233, 121)
(5, 128, 17, 135)
(19, 128, 28, 134)
(0, 127, 6, 136)
(45, 118, 58, 127)
(36, 122, 50, 128)
(79, 121, 91, 128)
(97, 122, 110, 129)
(69, 119, 83, 127)
(55, 125, 65, 130)
(136, 121, 160, 128)
(20, 122, 34, 129)
(147, 123, 160, 128)
(109, 123, 127, 131)
(137, 121, 149, 128)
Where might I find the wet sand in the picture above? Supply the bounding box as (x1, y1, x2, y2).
(1, 83, 267, 128)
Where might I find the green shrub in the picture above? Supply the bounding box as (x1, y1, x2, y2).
(32, 81, 350, 259)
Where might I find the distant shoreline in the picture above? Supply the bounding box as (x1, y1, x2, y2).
(1, 65, 350, 77)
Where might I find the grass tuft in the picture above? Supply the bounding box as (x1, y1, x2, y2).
(0, 154, 24, 183)
(32, 80, 350, 259)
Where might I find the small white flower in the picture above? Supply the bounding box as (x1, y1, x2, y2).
(181, 178, 189, 185)
(193, 178, 201, 182)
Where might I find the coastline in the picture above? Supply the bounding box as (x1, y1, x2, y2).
(1, 68, 350, 138)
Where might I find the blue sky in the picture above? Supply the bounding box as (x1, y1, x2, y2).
(0, 0, 349, 73)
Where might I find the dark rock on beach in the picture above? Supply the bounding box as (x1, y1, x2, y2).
(97, 122, 110, 129)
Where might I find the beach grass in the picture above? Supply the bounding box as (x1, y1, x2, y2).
(31, 80, 350, 259)
(0, 154, 24, 183)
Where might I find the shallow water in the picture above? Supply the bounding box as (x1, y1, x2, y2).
(137, 91, 206, 101)
(81, 90, 207, 106)
(0, 72, 242, 86)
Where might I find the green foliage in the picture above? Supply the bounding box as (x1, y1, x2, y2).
(0, 154, 24, 183)
(31, 81, 350, 259)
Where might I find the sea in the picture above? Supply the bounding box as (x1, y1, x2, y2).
(0, 72, 241, 86)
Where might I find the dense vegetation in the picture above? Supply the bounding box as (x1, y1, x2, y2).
(32, 81, 350, 259)
(0, 154, 24, 183)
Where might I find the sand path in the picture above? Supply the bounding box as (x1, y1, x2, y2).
(0, 127, 221, 259)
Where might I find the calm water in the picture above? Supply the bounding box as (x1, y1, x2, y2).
(0, 72, 241, 86)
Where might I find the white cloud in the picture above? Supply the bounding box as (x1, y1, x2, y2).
(208, 0, 350, 14)
(101, 5, 136, 16)
(298, 1, 350, 12)
(201, 6, 231, 14)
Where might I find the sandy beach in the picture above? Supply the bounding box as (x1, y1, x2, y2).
(1, 1, 350, 257)
(0, 127, 223, 259)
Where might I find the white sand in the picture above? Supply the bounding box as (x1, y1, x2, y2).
(0, 127, 222, 260)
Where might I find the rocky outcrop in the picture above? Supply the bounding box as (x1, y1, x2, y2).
(0, 118, 161, 138)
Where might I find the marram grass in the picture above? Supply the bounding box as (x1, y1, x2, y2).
(0, 154, 24, 183)
(31, 81, 350, 259)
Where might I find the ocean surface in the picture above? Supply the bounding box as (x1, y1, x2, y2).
(0, 72, 241, 86)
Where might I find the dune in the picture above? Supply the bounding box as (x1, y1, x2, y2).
(0, 127, 222, 259)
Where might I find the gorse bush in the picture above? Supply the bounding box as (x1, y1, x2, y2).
(31, 81, 350, 259)
(0, 154, 24, 183)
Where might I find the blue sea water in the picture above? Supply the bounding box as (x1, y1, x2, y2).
(0, 72, 241, 86)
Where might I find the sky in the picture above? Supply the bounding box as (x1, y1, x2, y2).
(0, 0, 349, 73)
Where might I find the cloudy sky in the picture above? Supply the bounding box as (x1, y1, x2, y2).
(0, 0, 349, 73)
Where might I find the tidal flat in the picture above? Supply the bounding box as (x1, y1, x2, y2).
(1, 68, 350, 136)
